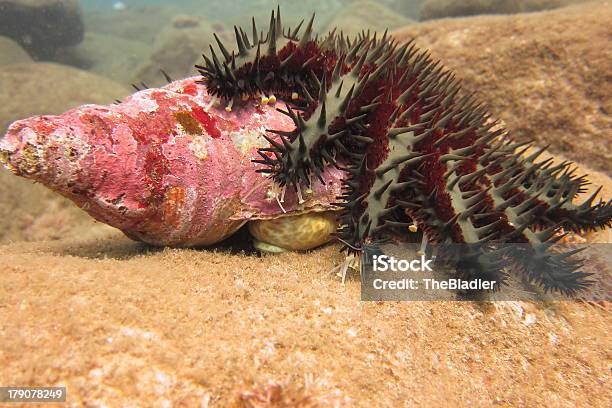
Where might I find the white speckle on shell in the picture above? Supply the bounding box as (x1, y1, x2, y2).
(188, 136, 208, 160)
(229, 128, 269, 153)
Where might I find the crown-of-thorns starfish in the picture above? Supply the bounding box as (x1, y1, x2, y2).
(198, 9, 612, 295)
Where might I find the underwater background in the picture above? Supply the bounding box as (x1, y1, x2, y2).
(0, 0, 610, 406)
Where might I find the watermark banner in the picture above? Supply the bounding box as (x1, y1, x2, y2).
(360, 243, 611, 301)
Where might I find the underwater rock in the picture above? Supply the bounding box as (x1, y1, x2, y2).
(325, 0, 415, 37)
(0, 168, 101, 243)
(0, 0, 84, 59)
(0, 78, 344, 247)
(84, 5, 180, 44)
(386, 0, 428, 20)
(172, 15, 202, 29)
(54, 33, 150, 84)
(0, 36, 31, 66)
(393, 2, 612, 174)
(0, 63, 130, 134)
(133, 19, 223, 88)
(213, 0, 343, 31)
(420, 0, 597, 20)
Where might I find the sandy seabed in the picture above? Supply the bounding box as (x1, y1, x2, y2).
(0, 228, 610, 407)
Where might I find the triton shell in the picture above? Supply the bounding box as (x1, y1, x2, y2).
(0, 78, 344, 247)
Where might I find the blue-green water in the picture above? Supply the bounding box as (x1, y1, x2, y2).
(82, 0, 183, 9)
(80, 0, 362, 24)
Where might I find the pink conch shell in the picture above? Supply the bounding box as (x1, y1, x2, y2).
(0, 78, 344, 246)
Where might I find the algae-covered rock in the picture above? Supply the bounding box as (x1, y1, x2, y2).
(54, 33, 150, 85)
(0, 36, 31, 66)
(0, 168, 100, 243)
(0, 62, 130, 134)
(394, 3, 612, 174)
(420, 0, 598, 20)
(325, 0, 415, 37)
(132, 18, 223, 87)
(386, 0, 428, 20)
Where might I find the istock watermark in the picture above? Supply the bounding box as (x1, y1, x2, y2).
(368, 253, 497, 293)
(360, 243, 611, 301)
(372, 254, 433, 272)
